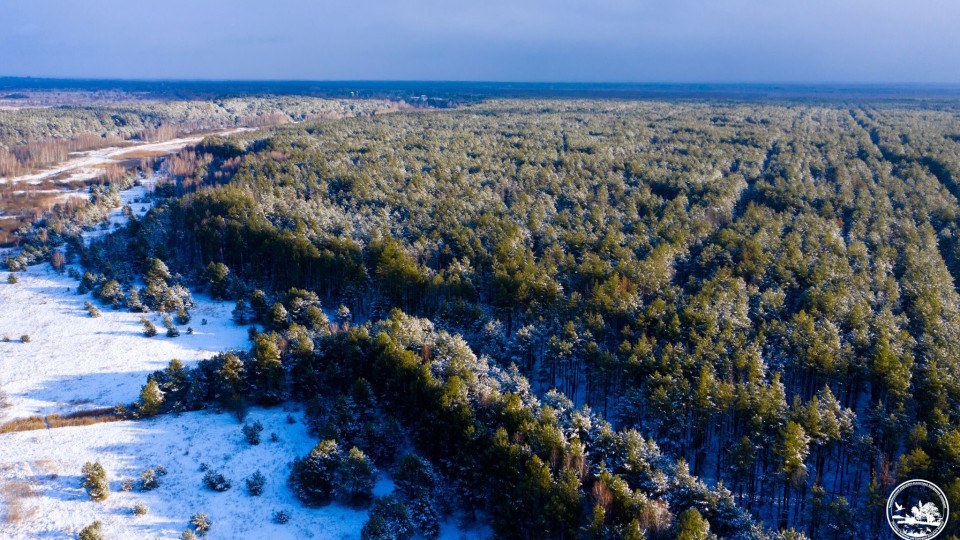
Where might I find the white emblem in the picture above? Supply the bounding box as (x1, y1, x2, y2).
(887, 479, 950, 540)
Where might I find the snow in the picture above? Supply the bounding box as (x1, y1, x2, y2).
(0, 265, 250, 421)
(0, 264, 491, 539)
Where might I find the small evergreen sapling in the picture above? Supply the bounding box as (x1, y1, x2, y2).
(85, 301, 102, 318)
(164, 315, 180, 337)
(242, 420, 264, 445)
(191, 512, 212, 536)
(78, 520, 104, 540)
(273, 510, 290, 524)
(246, 470, 266, 496)
(7, 273, 18, 284)
(141, 316, 158, 337)
(81, 461, 109, 501)
(203, 469, 231, 491)
(139, 467, 159, 491)
(133, 501, 149, 516)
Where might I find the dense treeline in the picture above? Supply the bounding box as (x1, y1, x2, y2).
(0, 96, 399, 176)
(72, 99, 960, 538)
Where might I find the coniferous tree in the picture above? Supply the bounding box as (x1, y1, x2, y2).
(81, 461, 109, 501)
(289, 439, 341, 506)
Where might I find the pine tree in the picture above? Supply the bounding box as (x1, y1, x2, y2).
(232, 299, 248, 325)
(269, 302, 289, 330)
(361, 495, 413, 540)
(336, 446, 378, 505)
(289, 439, 341, 506)
(393, 453, 437, 500)
(251, 333, 284, 403)
(675, 508, 713, 540)
(81, 461, 109, 501)
(139, 377, 164, 416)
(336, 304, 352, 327)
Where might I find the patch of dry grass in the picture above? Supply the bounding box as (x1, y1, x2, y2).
(0, 407, 132, 433)
(0, 416, 46, 434)
(46, 407, 129, 428)
(1, 480, 39, 525)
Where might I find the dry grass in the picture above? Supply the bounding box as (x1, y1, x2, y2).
(1, 480, 39, 525)
(0, 407, 131, 433)
(46, 407, 130, 429)
(0, 416, 46, 434)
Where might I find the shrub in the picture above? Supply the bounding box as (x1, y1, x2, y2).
(141, 316, 158, 337)
(139, 467, 159, 491)
(20, 334, 30, 343)
(78, 520, 104, 540)
(273, 510, 290, 524)
(81, 461, 109, 501)
(242, 420, 263, 445)
(246, 470, 266, 496)
(133, 501, 149, 516)
(191, 512, 212, 536)
(7, 273, 18, 284)
(165, 316, 180, 337)
(85, 301, 102, 318)
(181, 529, 198, 540)
(121, 478, 134, 491)
(203, 469, 231, 491)
(156, 464, 168, 476)
(176, 308, 191, 325)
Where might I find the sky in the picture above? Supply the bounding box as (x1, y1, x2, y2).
(1, 0, 959, 83)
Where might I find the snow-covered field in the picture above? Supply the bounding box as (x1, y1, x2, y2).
(0, 265, 249, 421)
(0, 408, 373, 539)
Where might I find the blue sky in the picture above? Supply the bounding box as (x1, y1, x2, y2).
(1, 0, 958, 82)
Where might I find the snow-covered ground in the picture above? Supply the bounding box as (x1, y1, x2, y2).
(0, 407, 489, 539)
(0, 265, 250, 421)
